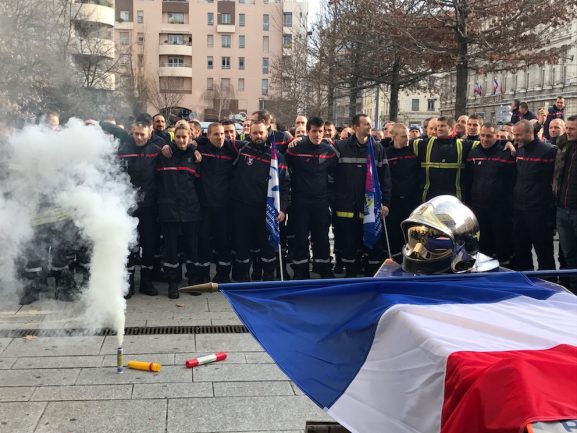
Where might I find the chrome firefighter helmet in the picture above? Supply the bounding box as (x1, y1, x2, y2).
(401, 195, 480, 274)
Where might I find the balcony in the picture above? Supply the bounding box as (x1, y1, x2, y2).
(159, 63, 193, 77)
(217, 24, 236, 33)
(72, 37, 115, 59)
(159, 43, 193, 56)
(72, 2, 115, 27)
(116, 20, 133, 30)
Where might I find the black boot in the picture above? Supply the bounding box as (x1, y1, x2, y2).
(55, 270, 79, 302)
(167, 281, 179, 299)
(124, 272, 135, 299)
(213, 265, 231, 283)
(139, 268, 158, 296)
(19, 278, 41, 305)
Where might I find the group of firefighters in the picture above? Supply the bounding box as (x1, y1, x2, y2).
(12, 101, 577, 303)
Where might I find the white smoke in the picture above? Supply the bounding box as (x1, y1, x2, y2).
(0, 119, 137, 344)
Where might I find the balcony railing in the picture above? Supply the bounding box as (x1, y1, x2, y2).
(78, 0, 113, 7)
(161, 41, 192, 46)
(160, 62, 192, 68)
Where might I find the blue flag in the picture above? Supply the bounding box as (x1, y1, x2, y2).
(363, 137, 383, 249)
(265, 137, 280, 248)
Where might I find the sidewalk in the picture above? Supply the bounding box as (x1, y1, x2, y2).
(0, 286, 331, 433)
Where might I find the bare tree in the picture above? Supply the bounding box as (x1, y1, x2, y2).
(147, 75, 185, 116)
(201, 80, 237, 121)
(395, 0, 577, 114)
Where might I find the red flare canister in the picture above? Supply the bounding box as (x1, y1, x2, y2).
(185, 352, 227, 368)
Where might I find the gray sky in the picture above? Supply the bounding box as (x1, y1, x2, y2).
(308, 0, 321, 27)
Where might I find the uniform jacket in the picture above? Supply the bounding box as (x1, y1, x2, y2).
(230, 141, 290, 212)
(466, 141, 516, 208)
(156, 143, 201, 222)
(386, 145, 420, 201)
(285, 137, 338, 206)
(412, 136, 476, 203)
(196, 137, 237, 207)
(514, 139, 557, 210)
(543, 106, 565, 140)
(333, 135, 391, 215)
(101, 122, 161, 208)
(268, 128, 293, 155)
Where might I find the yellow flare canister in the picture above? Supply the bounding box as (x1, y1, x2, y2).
(127, 361, 161, 372)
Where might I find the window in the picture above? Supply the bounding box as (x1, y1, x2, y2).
(221, 78, 231, 91)
(119, 54, 129, 65)
(207, 34, 214, 48)
(238, 78, 245, 92)
(221, 13, 232, 24)
(411, 98, 420, 112)
(119, 10, 129, 21)
(207, 12, 214, 25)
(221, 35, 231, 48)
(283, 33, 292, 48)
(262, 79, 269, 96)
(427, 99, 435, 111)
(207, 56, 214, 69)
(168, 34, 184, 45)
(239, 35, 245, 48)
(207, 78, 214, 90)
(168, 13, 184, 24)
(222, 56, 231, 69)
(238, 56, 245, 70)
(239, 13, 245, 27)
(263, 14, 269, 31)
(283, 12, 292, 27)
(119, 32, 130, 45)
(262, 36, 269, 53)
(168, 57, 184, 66)
(137, 10, 144, 23)
(137, 32, 144, 45)
(262, 57, 269, 74)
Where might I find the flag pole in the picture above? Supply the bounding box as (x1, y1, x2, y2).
(381, 215, 393, 261)
(278, 244, 284, 281)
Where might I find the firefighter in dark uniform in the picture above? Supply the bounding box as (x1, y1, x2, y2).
(512, 119, 558, 271)
(156, 123, 202, 299)
(195, 123, 237, 284)
(250, 110, 293, 278)
(19, 204, 80, 305)
(230, 120, 290, 282)
(285, 116, 338, 279)
(386, 123, 420, 260)
(334, 114, 392, 277)
(412, 116, 476, 203)
(100, 118, 162, 298)
(466, 123, 516, 265)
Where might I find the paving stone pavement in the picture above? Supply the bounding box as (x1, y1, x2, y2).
(0, 290, 332, 433)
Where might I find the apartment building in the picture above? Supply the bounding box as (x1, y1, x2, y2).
(115, 0, 308, 120)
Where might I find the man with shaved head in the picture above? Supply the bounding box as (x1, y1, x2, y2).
(548, 118, 565, 145)
(512, 119, 558, 271)
(454, 115, 469, 138)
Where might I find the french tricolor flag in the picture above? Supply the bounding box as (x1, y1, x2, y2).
(220, 273, 577, 433)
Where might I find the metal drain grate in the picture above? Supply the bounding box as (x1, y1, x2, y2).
(0, 325, 248, 338)
(305, 422, 350, 433)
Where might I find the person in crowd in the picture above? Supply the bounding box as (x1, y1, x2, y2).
(285, 116, 338, 279)
(466, 123, 516, 265)
(152, 114, 171, 144)
(408, 126, 421, 139)
(553, 115, 577, 293)
(464, 114, 482, 142)
(424, 117, 437, 138)
(291, 115, 307, 136)
(548, 118, 566, 145)
(455, 115, 469, 138)
(333, 114, 391, 277)
(339, 127, 352, 140)
(294, 125, 307, 138)
(385, 123, 420, 260)
(543, 96, 565, 140)
(195, 123, 237, 284)
(510, 99, 521, 124)
(99, 115, 162, 298)
(512, 120, 557, 271)
(323, 121, 338, 142)
(230, 120, 290, 282)
(240, 119, 251, 141)
(518, 102, 537, 121)
(221, 119, 238, 143)
(156, 123, 202, 299)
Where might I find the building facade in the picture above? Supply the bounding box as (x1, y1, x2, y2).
(114, 0, 307, 120)
(360, 85, 440, 129)
(440, 22, 577, 122)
